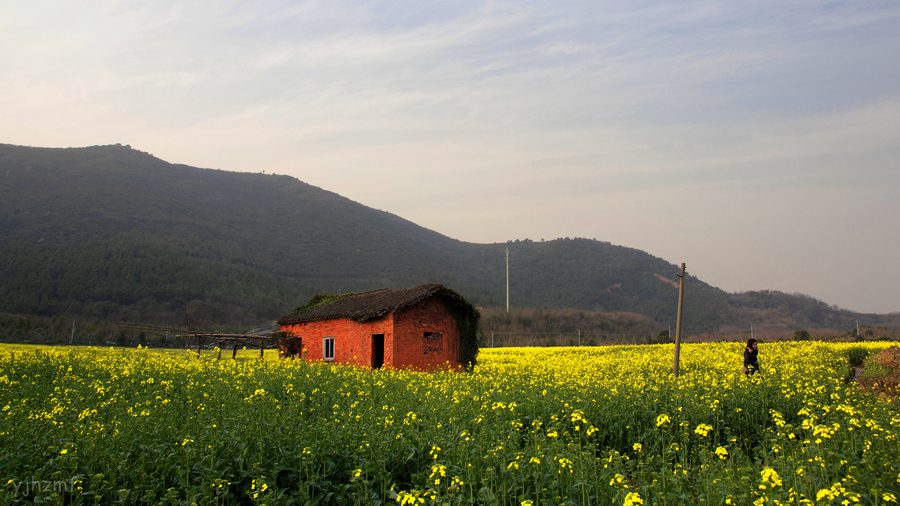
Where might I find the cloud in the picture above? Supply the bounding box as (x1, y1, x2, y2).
(1, 0, 899, 312)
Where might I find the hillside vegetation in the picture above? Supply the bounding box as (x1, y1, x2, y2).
(1, 143, 894, 333)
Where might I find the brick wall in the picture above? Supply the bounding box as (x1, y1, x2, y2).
(281, 315, 391, 368)
(390, 295, 461, 371)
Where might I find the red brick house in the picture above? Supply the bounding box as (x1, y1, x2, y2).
(277, 284, 480, 371)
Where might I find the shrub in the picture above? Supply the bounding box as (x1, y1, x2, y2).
(845, 347, 871, 367)
(793, 329, 811, 341)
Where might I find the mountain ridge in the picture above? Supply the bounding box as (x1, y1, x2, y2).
(1, 143, 896, 333)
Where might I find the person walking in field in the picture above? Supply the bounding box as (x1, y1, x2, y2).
(743, 338, 760, 375)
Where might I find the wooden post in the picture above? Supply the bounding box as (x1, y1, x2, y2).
(196, 335, 202, 357)
(216, 345, 222, 360)
(233, 343, 239, 359)
(259, 338, 264, 358)
(673, 263, 686, 377)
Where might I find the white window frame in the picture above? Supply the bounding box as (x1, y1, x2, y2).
(323, 336, 335, 361)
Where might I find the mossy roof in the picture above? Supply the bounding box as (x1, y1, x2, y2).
(278, 283, 465, 325)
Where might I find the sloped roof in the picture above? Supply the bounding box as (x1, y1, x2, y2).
(278, 283, 452, 325)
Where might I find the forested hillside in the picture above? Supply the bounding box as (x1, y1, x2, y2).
(1, 143, 891, 333)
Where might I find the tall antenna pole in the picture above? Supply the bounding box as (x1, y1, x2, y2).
(506, 248, 509, 313)
(673, 263, 686, 378)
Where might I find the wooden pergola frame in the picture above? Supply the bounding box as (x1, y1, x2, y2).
(176, 331, 287, 359)
(115, 323, 287, 359)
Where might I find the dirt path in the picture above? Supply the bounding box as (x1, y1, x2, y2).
(857, 346, 900, 402)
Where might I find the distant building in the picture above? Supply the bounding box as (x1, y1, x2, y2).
(277, 284, 479, 371)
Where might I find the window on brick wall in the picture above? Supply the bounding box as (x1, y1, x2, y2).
(323, 336, 335, 360)
(423, 332, 443, 353)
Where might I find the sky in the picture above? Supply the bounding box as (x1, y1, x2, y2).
(2, 1, 899, 314)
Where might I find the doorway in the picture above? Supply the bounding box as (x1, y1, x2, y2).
(371, 334, 384, 369)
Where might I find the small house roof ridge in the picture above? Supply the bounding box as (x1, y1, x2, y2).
(352, 288, 392, 296)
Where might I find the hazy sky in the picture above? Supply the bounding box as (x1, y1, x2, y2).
(3, 1, 899, 314)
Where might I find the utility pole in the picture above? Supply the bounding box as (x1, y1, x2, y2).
(673, 263, 686, 378)
(506, 248, 509, 313)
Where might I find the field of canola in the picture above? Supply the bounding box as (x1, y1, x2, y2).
(1, 341, 899, 505)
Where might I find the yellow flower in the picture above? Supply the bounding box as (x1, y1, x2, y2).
(715, 446, 728, 460)
(656, 414, 671, 427)
(817, 488, 835, 501)
(624, 492, 643, 505)
(760, 467, 782, 488)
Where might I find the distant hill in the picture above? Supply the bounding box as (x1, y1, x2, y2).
(1, 143, 895, 333)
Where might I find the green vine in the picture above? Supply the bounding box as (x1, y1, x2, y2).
(441, 289, 481, 371)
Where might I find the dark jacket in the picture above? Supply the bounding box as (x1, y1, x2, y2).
(744, 347, 759, 373)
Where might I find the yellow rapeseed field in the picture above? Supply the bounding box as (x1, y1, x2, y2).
(1, 341, 898, 505)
